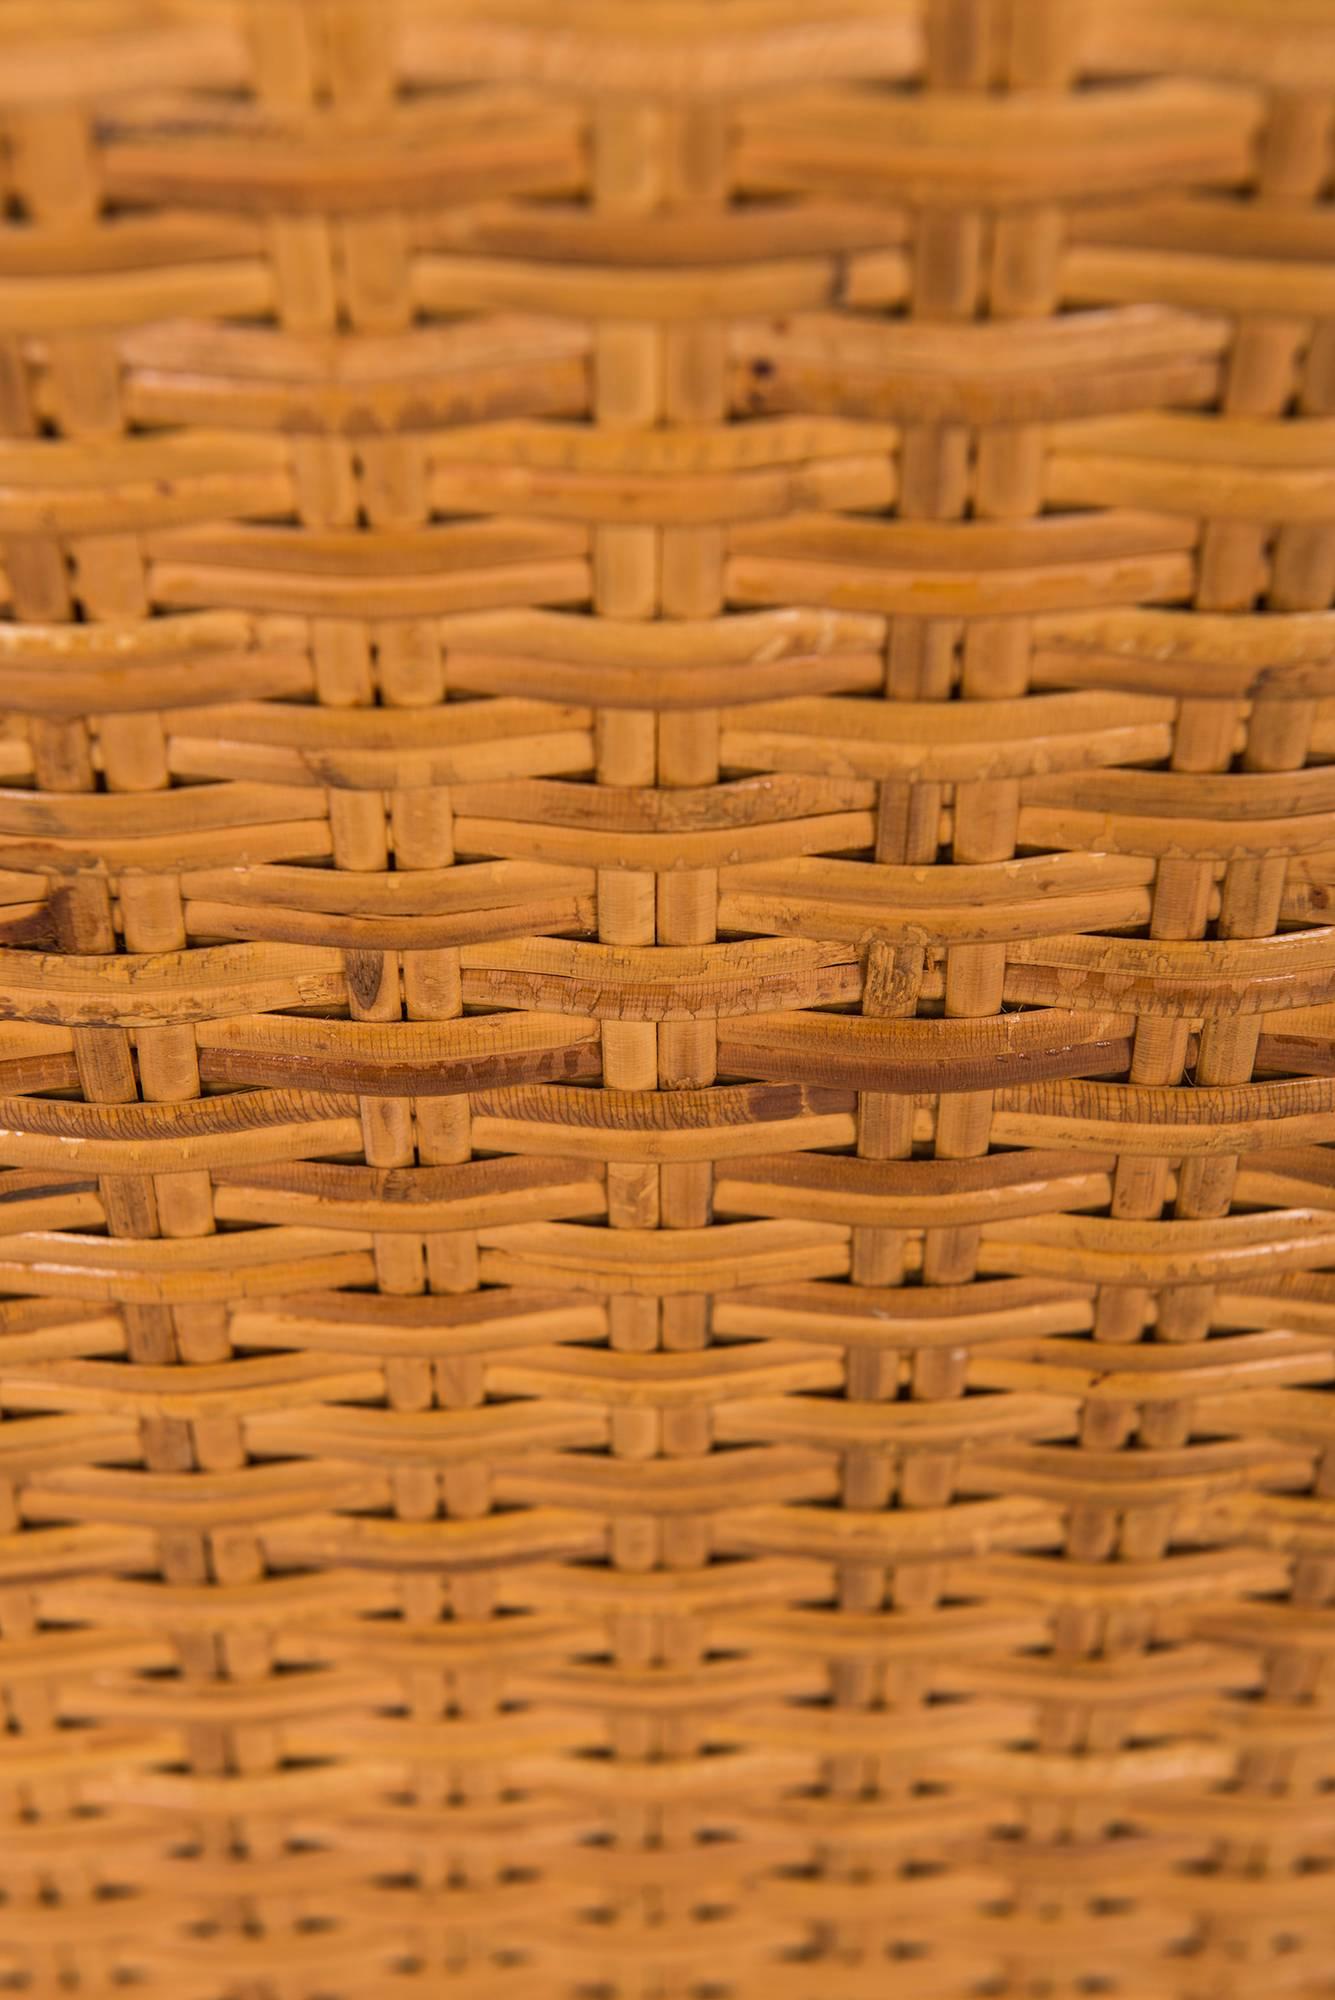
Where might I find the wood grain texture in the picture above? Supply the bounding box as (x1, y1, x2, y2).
(0, 2, 1333, 1997)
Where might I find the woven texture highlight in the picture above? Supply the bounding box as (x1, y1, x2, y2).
(1, 1, 1335, 1995)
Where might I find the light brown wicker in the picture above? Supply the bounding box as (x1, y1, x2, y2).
(1, 1, 1334, 1995)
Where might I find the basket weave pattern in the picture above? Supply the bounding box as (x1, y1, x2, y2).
(1, 1, 1335, 1994)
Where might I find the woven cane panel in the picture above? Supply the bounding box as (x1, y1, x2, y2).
(1, 2, 1334, 1996)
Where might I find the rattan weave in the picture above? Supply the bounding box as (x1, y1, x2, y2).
(1, 2, 1334, 1995)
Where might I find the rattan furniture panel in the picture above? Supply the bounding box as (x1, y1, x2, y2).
(0, 2, 1334, 1996)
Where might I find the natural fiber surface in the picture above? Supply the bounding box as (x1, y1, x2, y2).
(2, 2, 1335, 1995)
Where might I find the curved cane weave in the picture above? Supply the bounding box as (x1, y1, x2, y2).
(1, 2, 1335, 1996)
